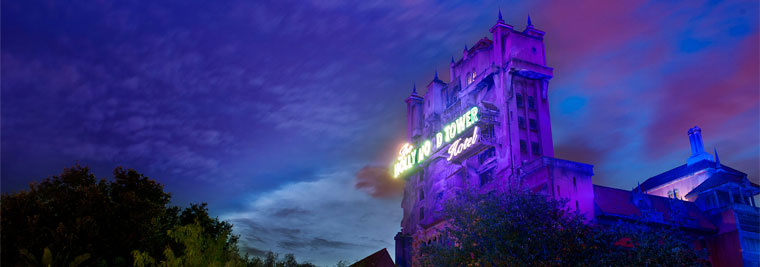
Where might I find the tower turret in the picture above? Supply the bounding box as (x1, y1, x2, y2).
(523, 14, 545, 38)
(450, 56, 456, 83)
(406, 84, 424, 141)
(490, 10, 513, 69)
(425, 71, 446, 118)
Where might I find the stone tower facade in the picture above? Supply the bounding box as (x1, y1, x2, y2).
(393, 13, 594, 266)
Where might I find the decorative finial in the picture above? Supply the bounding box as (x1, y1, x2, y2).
(412, 83, 417, 94)
(638, 181, 642, 193)
(498, 9, 503, 21)
(434, 69, 439, 80)
(451, 56, 455, 64)
(464, 44, 468, 51)
(527, 14, 533, 27)
(714, 147, 721, 168)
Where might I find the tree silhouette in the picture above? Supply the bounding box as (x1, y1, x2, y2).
(2, 165, 315, 267)
(416, 189, 707, 266)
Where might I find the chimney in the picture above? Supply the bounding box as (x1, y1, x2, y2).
(686, 126, 714, 165)
(687, 128, 697, 155)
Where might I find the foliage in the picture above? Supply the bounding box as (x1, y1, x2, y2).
(596, 220, 709, 266)
(132, 221, 245, 267)
(19, 247, 90, 267)
(1, 165, 315, 267)
(1, 165, 171, 266)
(416, 189, 707, 266)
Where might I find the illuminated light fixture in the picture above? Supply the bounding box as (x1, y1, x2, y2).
(391, 107, 480, 178)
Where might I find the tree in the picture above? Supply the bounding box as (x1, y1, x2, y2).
(2, 165, 176, 263)
(2, 165, 317, 267)
(416, 189, 706, 266)
(132, 221, 245, 267)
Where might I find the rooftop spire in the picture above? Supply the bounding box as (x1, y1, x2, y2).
(434, 69, 439, 80)
(412, 83, 417, 94)
(464, 44, 468, 51)
(498, 9, 503, 21)
(525, 14, 534, 30)
(714, 147, 721, 169)
(451, 56, 455, 64)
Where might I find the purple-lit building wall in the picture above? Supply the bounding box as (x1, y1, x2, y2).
(394, 14, 759, 267)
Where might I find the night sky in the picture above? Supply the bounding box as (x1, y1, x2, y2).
(2, 0, 758, 265)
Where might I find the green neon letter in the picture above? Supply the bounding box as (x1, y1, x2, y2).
(470, 107, 479, 123)
(435, 132, 443, 148)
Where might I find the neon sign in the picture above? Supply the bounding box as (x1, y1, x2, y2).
(393, 107, 479, 178)
(447, 126, 479, 161)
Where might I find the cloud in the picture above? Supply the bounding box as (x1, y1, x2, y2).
(644, 32, 759, 157)
(278, 237, 360, 251)
(355, 166, 405, 199)
(271, 208, 311, 218)
(242, 246, 268, 257)
(3, 0, 758, 264)
(222, 167, 401, 265)
(541, 0, 760, 188)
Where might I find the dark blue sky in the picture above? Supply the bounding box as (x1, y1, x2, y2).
(2, 0, 758, 265)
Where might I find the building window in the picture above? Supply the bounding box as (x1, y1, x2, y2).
(518, 117, 526, 129)
(733, 192, 743, 204)
(573, 177, 577, 188)
(420, 207, 425, 220)
(557, 185, 561, 197)
(673, 189, 679, 199)
(466, 73, 471, 85)
(520, 140, 527, 153)
(529, 119, 538, 132)
(482, 124, 495, 140)
(516, 94, 524, 107)
(478, 147, 496, 164)
(576, 200, 579, 210)
(531, 142, 540, 155)
(668, 191, 674, 199)
(419, 189, 424, 200)
(528, 96, 536, 110)
(479, 169, 493, 186)
(717, 190, 730, 204)
(445, 87, 458, 107)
